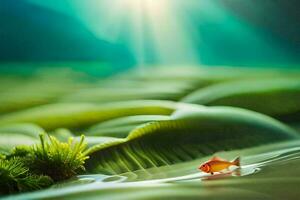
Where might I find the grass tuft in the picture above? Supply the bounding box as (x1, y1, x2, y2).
(0, 158, 53, 195)
(27, 134, 89, 181)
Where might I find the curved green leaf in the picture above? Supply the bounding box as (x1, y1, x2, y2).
(182, 78, 300, 121)
(0, 101, 178, 131)
(0, 70, 90, 114)
(85, 106, 298, 174)
(87, 115, 170, 138)
(50, 128, 75, 142)
(76, 136, 122, 148)
(0, 123, 43, 154)
(59, 81, 194, 103)
(0, 123, 44, 138)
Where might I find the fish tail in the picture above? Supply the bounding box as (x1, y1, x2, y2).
(232, 156, 240, 167)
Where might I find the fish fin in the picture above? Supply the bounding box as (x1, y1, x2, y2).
(233, 168, 241, 176)
(231, 156, 240, 167)
(210, 156, 225, 161)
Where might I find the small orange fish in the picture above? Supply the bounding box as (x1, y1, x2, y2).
(198, 156, 240, 175)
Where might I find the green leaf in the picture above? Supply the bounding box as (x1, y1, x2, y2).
(0, 69, 90, 114)
(85, 106, 298, 174)
(0, 101, 178, 131)
(0, 123, 45, 138)
(182, 78, 300, 122)
(50, 128, 75, 142)
(59, 81, 195, 103)
(87, 115, 170, 138)
(120, 66, 300, 83)
(0, 124, 43, 154)
(76, 136, 121, 148)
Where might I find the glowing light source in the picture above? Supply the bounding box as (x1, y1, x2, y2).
(123, 0, 168, 13)
(27, 0, 202, 66)
(28, 0, 285, 67)
(102, 0, 199, 65)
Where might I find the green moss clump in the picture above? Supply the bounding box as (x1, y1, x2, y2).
(6, 145, 31, 160)
(27, 135, 89, 181)
(0, 134, 89, 195)
(0, 158, 53, 195)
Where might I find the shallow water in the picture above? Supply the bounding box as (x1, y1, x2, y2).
(3, 140, 300, 200)
(79, 140, 300, 184)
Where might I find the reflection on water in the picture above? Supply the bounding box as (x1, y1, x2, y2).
(76, 144, 300, 185)
(5, 141, 300, 200)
